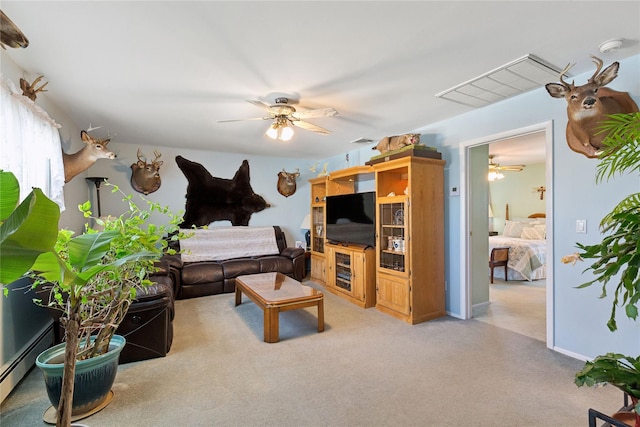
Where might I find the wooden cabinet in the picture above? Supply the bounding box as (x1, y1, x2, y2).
(373, 157, 445, 324)
(309, 177, 327, 284)
(325, 243, 376, 308)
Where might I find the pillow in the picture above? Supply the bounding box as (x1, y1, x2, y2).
(534, 224, 546, 238)
(503, 220, 527, 238)
(521, 226, 545, 240)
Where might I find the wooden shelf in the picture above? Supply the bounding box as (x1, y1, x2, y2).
(328, 165, 374, 181)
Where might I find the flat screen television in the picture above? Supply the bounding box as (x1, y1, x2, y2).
(325, 191, 376, 247)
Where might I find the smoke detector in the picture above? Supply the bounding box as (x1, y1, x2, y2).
(599, 38, 623, 54)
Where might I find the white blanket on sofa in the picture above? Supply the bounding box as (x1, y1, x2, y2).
(179, 226, 280, 262)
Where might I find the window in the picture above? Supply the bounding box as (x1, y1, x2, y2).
(0, 74, 65, 209)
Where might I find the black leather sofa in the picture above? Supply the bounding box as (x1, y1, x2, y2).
(163, 226, 306, 299)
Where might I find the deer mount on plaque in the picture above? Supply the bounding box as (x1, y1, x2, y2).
(277, 168, 300, 197)
(545, 55, 639, 158)
(130, 148, 163, 195)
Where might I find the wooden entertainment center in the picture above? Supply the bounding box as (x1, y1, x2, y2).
(308, 155, 446, 324)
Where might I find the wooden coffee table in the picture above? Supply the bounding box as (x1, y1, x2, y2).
(235, 272, 324, 343)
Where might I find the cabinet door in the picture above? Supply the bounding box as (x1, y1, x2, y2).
(377, 200, 409, 276)
(333, 250, 353, 294)
(311, 205, 325, 254)
(325, 246, 336, 289)
(351, 251, 365, 302)
(376, 274, 410, 315)
(310, 253, 326, 283)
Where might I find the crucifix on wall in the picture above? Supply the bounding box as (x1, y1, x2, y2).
(534, 186, 546, 200)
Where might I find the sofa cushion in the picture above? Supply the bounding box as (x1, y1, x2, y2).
(220, 259, 260, 279)
(182, 262, 225, 285)
(259, 256, 294, 275)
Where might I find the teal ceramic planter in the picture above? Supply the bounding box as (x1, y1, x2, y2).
(36, 335, 125, 415)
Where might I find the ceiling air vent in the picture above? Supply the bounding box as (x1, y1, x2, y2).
(350, 137, 375, 144)
(435, 54, 566, 108)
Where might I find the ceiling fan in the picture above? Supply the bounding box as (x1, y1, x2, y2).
(488, 155, 525, 180)
(218, 97, 339, 141)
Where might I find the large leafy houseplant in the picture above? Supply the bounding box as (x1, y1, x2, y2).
(562, 112, 640, 416)
(0, 170, 184, 427)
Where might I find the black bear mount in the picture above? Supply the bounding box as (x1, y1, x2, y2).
(176, 156, 270, 228)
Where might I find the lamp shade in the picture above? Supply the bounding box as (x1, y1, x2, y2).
(300, 213, 311, 230)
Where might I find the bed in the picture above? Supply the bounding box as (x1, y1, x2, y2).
(489, 212, 547, 281)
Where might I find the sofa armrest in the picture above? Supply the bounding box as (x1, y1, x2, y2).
(281, 247, 305, 259)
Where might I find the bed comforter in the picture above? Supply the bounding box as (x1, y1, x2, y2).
(489, 235, 546, 281)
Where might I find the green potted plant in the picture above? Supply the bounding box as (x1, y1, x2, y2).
(0, 170, 184, 427)
(561, 112, 640, 424)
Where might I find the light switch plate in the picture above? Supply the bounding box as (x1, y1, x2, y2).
(576, 219, 587, 233)
(450, 186, 459, 197)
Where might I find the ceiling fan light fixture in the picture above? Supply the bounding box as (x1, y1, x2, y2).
(265, 117, 294, 141)
(280, 124, 294, 141)
(265, 122, 279, 139)
(488, 171, 504, 181)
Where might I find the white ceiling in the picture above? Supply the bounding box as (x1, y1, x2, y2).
(2, 1, 639, 161)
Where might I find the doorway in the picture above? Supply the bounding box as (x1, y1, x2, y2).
(459, 121, 554, 348)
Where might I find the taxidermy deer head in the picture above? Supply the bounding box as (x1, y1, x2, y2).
(545, 55, 639, 158)
(62, 129, 116, 183)
(131, 149, 163, 195)
(20, 76, 48, 101)
(277, 168, 300, 197)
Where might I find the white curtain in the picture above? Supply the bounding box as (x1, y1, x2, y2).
(0, 74, 65, 210)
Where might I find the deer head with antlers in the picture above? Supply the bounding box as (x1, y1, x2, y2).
(130, 149, 163, 195)
(545, 55, 638, 158)
(62, 130, 116, 183)
(20, 76, 48, 101)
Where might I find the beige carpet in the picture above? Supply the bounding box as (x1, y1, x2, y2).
(1, 280, 623, 426)
(473, 279, 546, 342)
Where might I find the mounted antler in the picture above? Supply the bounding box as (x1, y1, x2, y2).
(588, 55, 604, 82)
(19, 76, 48, 101)
(558, 63, 575, 90)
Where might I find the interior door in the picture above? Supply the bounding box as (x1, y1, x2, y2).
(469, 145, 490, 306)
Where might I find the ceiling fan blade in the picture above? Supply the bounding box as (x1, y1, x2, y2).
(291, 120, 331, 135)
(247, 100, 273, 111)
(217, 117, 269, 123)
(293, 107, 339, 119)
(501, 165, 526, 171)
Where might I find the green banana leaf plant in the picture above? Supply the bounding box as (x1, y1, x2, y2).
(0, 170, 185, 427)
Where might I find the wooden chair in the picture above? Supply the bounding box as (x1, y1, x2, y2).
(489, 247, 509, 284)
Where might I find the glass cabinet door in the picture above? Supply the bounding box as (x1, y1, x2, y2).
(311, 205, 324, 254)
(378, 201, 406, 273)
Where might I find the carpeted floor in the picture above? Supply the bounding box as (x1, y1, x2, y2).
(1, 280, 623, 426)
(473, 279, 546, 342)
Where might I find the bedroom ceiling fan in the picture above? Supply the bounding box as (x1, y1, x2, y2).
(217, 97, 339, 141)
(488, 155, 525, 181)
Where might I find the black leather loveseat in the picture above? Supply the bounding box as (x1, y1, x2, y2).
(163, 226, 305, 299)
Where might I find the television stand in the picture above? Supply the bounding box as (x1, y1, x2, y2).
(324, 242, 376, 308)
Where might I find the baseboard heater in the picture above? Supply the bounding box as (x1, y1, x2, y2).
(1, 322, 53, 403)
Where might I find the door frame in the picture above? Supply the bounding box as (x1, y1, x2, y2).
(458, 121, 554, 348)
